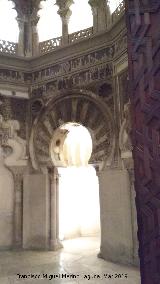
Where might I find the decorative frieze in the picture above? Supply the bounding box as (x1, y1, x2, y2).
(0, 69, 25, 83)
(32, 46, 114, 83)
(0, 32, 126, 88)
(32, 62, 113, 97)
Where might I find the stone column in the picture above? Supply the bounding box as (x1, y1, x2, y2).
(16, 9, 40, 56)
(50, 167, 62, 250)
(56, 0, 73, 45)
(23, 14, 40, 57)
(89, 0, 109, 33)
(17, 17, 25, 56)
(31, 15, 40, 56)
(9, 166, 26, 248)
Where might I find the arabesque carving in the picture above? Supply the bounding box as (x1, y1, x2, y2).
(0, 115, 27, 167)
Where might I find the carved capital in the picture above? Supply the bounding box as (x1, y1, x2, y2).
(12, 0, 41, 17)
(56, 0, 73, 22)
(56, 0, 73, 9)
(9, 166, 27, 200)
(10, 166, 26, 181)
(58, 7, 72, 22)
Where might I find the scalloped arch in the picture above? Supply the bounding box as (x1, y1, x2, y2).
(29, 89, 115, 170)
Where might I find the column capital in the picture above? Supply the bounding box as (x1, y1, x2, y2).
(57, 7, 72, 23)
(56, 0, 74, 9)
(9, 166, 27, 185)
(56, 0, 73, 22)
(12, 0, 42, 16)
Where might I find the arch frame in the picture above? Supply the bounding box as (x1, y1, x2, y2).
(29, 88, 115, 171)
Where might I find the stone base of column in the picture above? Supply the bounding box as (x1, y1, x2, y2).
(50, 239, 63, 251)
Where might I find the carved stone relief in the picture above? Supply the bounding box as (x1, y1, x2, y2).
(0, 96, 28, 140)
(0, 115, 27, 167)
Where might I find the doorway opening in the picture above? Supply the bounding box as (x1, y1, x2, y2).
(58, 165, 100, 241)
(51, 122, 100, 246)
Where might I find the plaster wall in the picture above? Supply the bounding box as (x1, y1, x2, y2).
(23, 173, 50, 249)
(99, 168, 136, 265)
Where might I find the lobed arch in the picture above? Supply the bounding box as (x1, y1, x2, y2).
(29, 89, 115, 171)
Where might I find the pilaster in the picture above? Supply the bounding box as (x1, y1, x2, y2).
(50, 167, 62, 250)
(9, 166, 27, 248)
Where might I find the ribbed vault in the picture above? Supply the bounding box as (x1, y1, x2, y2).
(30, 89, 115, 170)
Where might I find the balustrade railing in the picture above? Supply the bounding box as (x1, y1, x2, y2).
(0, 39, 17, 55)
(69, 27, 93, 44)
(39, 36, 62, 54)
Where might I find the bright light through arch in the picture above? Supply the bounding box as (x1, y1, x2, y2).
(51, 122, 100, 241)
(60, 123, 93, 167)
(50, 122, 93, 167)
(59, 165, 100, 241)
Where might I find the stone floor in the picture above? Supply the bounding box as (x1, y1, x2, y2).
(0, 237, 141, 284)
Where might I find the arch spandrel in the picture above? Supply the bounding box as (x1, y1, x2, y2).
(29, 89, 115, 171)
